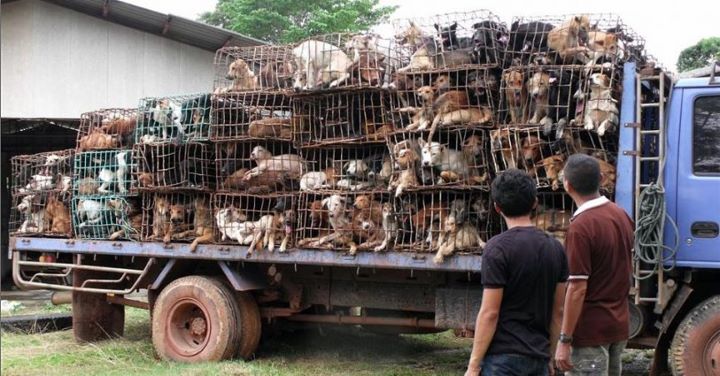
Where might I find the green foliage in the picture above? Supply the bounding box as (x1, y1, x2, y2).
(199, 0, 397, 44)
(677, 37, 720, 72)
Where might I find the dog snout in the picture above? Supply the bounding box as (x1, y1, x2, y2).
(225, 74, 234, 80)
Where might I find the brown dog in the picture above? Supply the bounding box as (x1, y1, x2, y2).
(78, 130, 119, 151)
(138, 172, 154, 187)
(100, 115, 137, 139)
(405, 86, 436, 131)
(175, 197, 214, 252)
(548, 15, 591, 63)
(348, 51, 385, 85)
(527, 71, 551, 124)
(597, 157, 617, 194)
(503, 69, 527, 124)
(223, 167, 291, 193)
(520, 135, 542, 174)
(354, 195, 383, 225)
(541, 154, 566, 190)
(534, 208, 573, 245)
(247, 118, 292, 138)
(226, 58, 258, 91)
(45, 194, 71, 235)
(150, 196, 172, 243)
(490, 128, 518, 170)
(260, 60, 295, 89)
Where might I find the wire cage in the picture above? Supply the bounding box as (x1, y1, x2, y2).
(210, 92, 292, 141)
(141, 192, 212, 243)
(73, 149, 137, 197)
(392, 190, 491, 260)
(10, 149, 74, 196)
(389, 67, 500, 132)
(213, 193, 298, 253)
(9, 192, 73, 237)
(391, 10, 507, 71)
(135, 93, 212, 143)
(298, 143, 393, 193)
(133, 142, 215, 192)
(386, 129, 490, 192)
(290, 32, 398, 92)
(213, 45, 296, 93)
(77, 108, 137, 151)
(292, 88, 392, 146)
(215, 140, 305, 194)
(503, 13, 645, 69)
(71, 196, 143, 240)
(296, 191, 392, 254)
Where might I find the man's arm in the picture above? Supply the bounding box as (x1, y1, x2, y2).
(466, 288, 504, 376)
(555, 280, 588, 371)
(549, 282, 568, 356)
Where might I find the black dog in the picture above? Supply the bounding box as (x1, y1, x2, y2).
(508, 21, 555, 65)
(470, 20, 508, 65)
(434, 22, 473, 50)
(544, 68, 581, 135)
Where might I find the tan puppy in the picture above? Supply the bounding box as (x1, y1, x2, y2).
(247, 118, 292, 138)
(490, 128, 518, 169)
(597, 157, 617, 193)
(520, 135, 542, 175)
(503, 69, 527, 124)
(434, 215, 485, 264)
(45, 194, 71, 235)
(548, 15, 591, 63)
(541, 154, 566, 190)
(174, 197, 214, 252)
(150, 196, 172, 243)
(78, 130, 119, 151)
(226, 58, 258, 91)
(388, 145, 419, 197)
(527, 71, 551, 124)
(354, 195, 383, 225)
(405, 86, 436, 131)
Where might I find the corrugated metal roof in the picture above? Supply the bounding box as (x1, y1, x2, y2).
(10, 0, 267, 50)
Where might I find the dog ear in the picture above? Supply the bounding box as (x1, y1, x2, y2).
(417, 138, 427, 147)
(321, 197, 331, 209)
(434, 23, 440, 31)
(451, 22, 458, 30)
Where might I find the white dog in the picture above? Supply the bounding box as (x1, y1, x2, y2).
(152, 98, 184, 139)
(76, 199, 103, 228)
(418, 139, 476, 184)
(17, 195, 45, 233)
(215, 207, 254, 244)
(583, 73, 619, 136)
(300, 171, 332, 191)
(292, 40, 353, 90)
(116, 151, 129, 193)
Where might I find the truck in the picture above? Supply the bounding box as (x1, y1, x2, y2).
(6, 16, 720, 376)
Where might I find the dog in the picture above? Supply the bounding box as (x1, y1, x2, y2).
(151, 98, 183, 140)
(260, 60, 295, 89)
(435, 22, 473, 50)
(45, 194, 71, 235)
(508, 21, 555, 57)
(107, 198, 142, 241)
(471, 20, 508, 65)
(404, 86, 436, 131)
(585, 26, 621, 66)
(434, 214, 485, 264)
(395, 21, 473, 72)
(354, 195, 383, 225)
(100, 113, 136, 146)
(167, 202, 190, 244)
(427, 106, 493, 140)
(244, 146, 307, 182)
(503, 68, 527, 124)
(597, 157, 617, 194)
(388, 143, 419, 197)
(19, 174, 55, 193)
(582, 73, 619, 136)
(520, 135, 543, 175)
(225, 58, 258, 91)
(274, 199, 296, 253)
(540, 154, 566, 190)
(78, 130, 119, 151)
(547, 15, 591, 63)
(313, 195, 358, 254)
(174, 196, 214, 252)
(77, 177, 98, 195)
(490, 128, 518, 169)
(137, 172, 154, 188)
(149, 196, 172, 243)
(215, 207, 255, 245)
(527, 70, 552, 126)
(247, 118, 292, 138)
(353, 206, 385, 252)
(300, 166, 338, 191)
(418, 139, 482, 184)
(16, 195, 46, 234)
(115, 151, 129, 194)
(75, 199, 103, 230)
(347, 50, 385, 86)
(292, 40, 353, 90)
(246, 212, 282, 254)
(374, 202, 398, 252)
(224, 167, 292, 193)
(534, 208, 572, 244)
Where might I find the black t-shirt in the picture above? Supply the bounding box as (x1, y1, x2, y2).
(481, 226, 569, 360)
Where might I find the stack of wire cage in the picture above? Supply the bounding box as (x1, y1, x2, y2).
(493, 13, 646, 239)
(382, 10, 503, 256)
(71, 109, 141, 240)
(9, 149, 75, 238)
(211, 45, 299, 252)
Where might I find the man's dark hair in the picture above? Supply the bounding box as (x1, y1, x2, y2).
(491, 169, 537, 217)
(564, 154, 601, 195)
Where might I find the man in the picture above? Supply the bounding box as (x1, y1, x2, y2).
(466, 169, 568, 376)
(554, 154, 634, 376)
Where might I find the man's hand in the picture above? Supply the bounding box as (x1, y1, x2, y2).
(464, 367, 481, 376)
(555, 342, 573, 372)
(548, 359, 556, 376)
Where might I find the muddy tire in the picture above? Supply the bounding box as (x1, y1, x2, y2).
(670, 295, 720, 375)
(234, 291, 262, 360)
(152, 276, 241, 362)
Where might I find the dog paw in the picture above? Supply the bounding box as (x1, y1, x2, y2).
(373, 245, 384, 252)
(433, 255, 444, 264)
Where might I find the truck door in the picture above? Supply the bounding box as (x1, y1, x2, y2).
(676, 89, 720, 267)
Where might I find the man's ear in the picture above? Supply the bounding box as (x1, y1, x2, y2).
(533, 197, 539, 211)
(494, 202, 502, 214)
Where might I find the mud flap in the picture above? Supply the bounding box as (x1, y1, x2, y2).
(72, 267, 125, 342)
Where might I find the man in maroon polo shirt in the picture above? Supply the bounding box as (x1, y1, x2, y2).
(554, 154, 634, 376)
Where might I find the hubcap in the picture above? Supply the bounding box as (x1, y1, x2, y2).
(704, 331, 720, 375)
(166, 298, 211, 357)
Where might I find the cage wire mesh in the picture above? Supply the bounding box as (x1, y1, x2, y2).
(387, 130, 490, 192)
(292, 88, 392, 146)
(296, 191, 391, 254)
(391, 10, 508, 70)
(141, 192, 211, 242)
(215, 140, 305, 194)
(299, 144, 393, 193)
(213, 45, 296, 93)
(11, 149, 74, 196)
(73, 149, 137, 197)
(392, 190, 490, 259)
(210, 92, 292, 141)
(135, 93, 212, 143)
(213, 193, 298, 252)
(134, 142, 215, 192)
(503, 13, 645, 69)
(77, 108, 137, 151)
(71, 196, 142, 240)
(10, 192, 73, 237)
(389, 67, 500, 132)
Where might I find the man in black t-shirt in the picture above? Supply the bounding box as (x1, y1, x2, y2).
(466, 169, 568, 376)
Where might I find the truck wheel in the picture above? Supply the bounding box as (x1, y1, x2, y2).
(234, 291, 262, 360)
(670, 295, 720, 375)
(72, 268, 125, 342)
(152, 276, 241, 362)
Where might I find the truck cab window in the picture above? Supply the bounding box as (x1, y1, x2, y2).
(694, 96, 720, 174)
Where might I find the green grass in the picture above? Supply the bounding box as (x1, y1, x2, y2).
(1, 308, 472, 376)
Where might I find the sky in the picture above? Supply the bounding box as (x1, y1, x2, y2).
(126, 0, 718, 72)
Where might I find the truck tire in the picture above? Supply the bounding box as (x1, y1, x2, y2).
(72, 268, 125, 342)
(152, 276, 241, 362)
(234, 291, 262, 360)
(669, 295, 720, 375)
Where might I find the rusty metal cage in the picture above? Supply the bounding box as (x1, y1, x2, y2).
(292, 88, 392, 146)
(210, 92, 292, 141)
(10, 149, 74, 196)
(73, 149, 137, 197)
(9, 192, 73, 237)
(77, 108, 137, 151)
(141, 192, 212, 243)
(212, 193, 298, 253)
(215, 140, 304, 194)
(387, 129, 490, 193)
(213, 45, 296, 93)
(503, 13, 645, 69)
(391, 10, 507, 71)
(133, 142, 215, 192)
(296, 191, 390, 254)
(291, 32, 398, 92)
(389, 67, 500, 133)
(392, 190, 490, 261)
(135, 93, 212, 143)
(71, 196, 143, 240)
(299, 144, 393, 193)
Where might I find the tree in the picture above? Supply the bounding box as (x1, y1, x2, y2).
(677, 37, 720, 72)
(199, 0, 397, 44)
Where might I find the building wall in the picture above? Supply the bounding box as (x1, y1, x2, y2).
(1, 0, 215, 119)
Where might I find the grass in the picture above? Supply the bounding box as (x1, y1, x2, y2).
(1, 307, 472, 376)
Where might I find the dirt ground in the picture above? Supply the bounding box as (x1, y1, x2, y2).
(1, 305, 653, 376)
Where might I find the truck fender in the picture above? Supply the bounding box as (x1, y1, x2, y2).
(650, 284, 694, 376)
